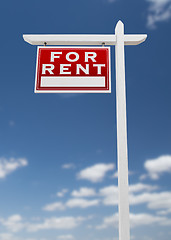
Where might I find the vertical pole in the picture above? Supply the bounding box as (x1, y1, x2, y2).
(115, 20, 130, 240)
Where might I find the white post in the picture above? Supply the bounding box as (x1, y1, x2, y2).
(115, 20, 130, 240)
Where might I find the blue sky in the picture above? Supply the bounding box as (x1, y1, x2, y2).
(0, 0, 171, 240)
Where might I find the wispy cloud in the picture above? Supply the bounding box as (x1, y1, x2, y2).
(99, 183, 171, 215)
(140, 155, 171, 180)
(0, 158, 28, 179)
(43, 197, 99, 211)
(0, 215, 86, 233)
(146, 0, 171, 28)
(57, 189, 68, 198)
(57, 235, 74, 240)
(96, 212, 170, 229)
(66, 198, 99, 208)
(43, 183, 159, 211)
(71, 187, 96, 197)
(43, 202, 66, 211)
(129, 183, 158, 192)
(27, 216, 85, 232)
(0, 215, 25, 232)
(62, 163, 75, 169)
(0, 233, 37, 240)
(99, 185, 118, 206)
(0, 233, 13, 240)
(77, 163, 115, 183)
(99, 183, 158, 206)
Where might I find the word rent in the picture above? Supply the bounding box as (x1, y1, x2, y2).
(35, 47, 111, 93)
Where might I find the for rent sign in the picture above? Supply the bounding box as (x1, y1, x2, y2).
(35, 47, 111, 93)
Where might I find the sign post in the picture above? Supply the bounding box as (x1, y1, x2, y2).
(115, 20, 130, 240)
(23, 20, 147, 240)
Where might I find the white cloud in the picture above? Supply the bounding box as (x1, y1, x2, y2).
(77, 163, 115, 183)
(0, 233, 13, 240)
(62, 163, 75, 169)
(27, 216, 85, 232)
(99, 185, 118, 206)
(0, 157, 28, 179)
(43, 202, 65, 211)
(71, 187, 96, 197)
(0, 215, 85, 233)
(99, 183, 157, 206)
(96, 215, 116, 229)
(66, 198, 99, 208)
(129, 183, 158, 193)
(142, 155, 171, 180)
(0, 215, 25, 232)
(146, 0, 171, 28)
(0, 233, 37, 240)
(139, 174, 148, 181)
(146, 192, 171, 211)
(86, 224, 93, 229)
(25, 238, 37, 240)
(130, 213, 167, 227)
(57, 189, 68, 197)
(157, 209, 171, 215)
(96, 212, 169, 229)
(57, 235, 74, 240)
(129, 192, 153, 205)
(43, 194, 99, 211)
(128, 191, 171, 215)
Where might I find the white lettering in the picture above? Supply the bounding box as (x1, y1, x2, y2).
(51, 52, 62, 62)
(93, 64, 105, 74)
(85, 52, 97, 62)
(60, 64, 71, 74)
(76, 64, 89, 75)
(42, 64, 54, 74)
(66, 52, 79, 62)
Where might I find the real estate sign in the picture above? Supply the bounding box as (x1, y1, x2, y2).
(35, 47, 111, 93)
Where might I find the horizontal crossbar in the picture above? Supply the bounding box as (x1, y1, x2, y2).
(23, 34, 147, 46)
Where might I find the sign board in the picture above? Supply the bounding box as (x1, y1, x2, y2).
(35, 47, 111, 93)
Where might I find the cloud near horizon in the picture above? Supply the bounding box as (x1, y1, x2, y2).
(96, 212, 171, 229)
(57, 235, 74, 240)
(0, 215, 86, 233)
(0, 157, 28, 179)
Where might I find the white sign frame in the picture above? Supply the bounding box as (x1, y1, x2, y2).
(35, 46, 111, 93)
